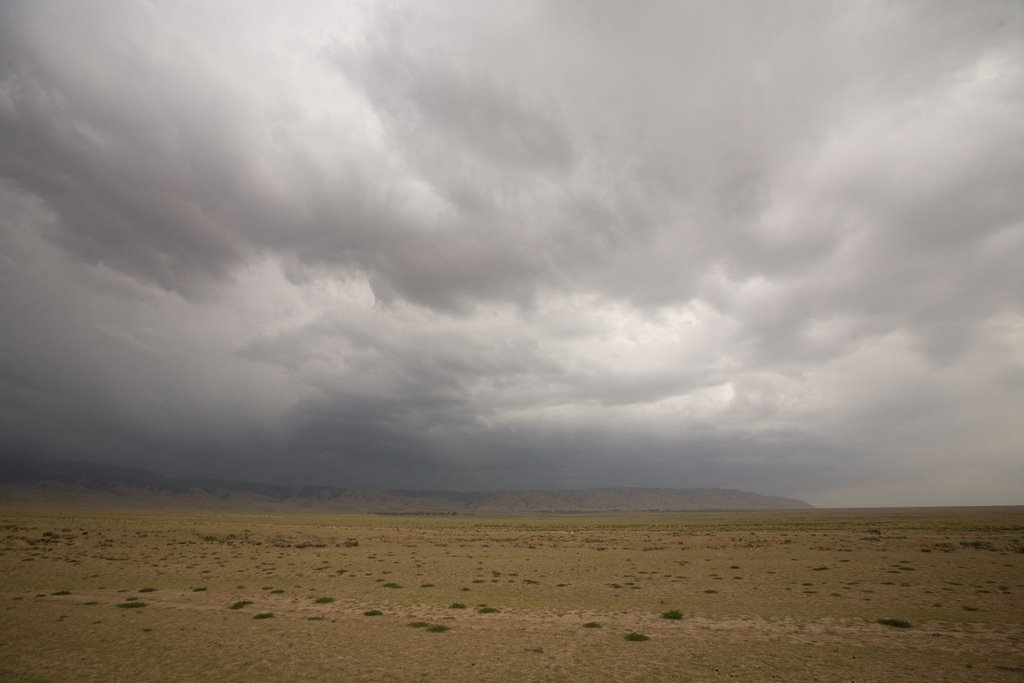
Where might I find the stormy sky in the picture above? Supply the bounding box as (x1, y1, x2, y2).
(1, 2, 1022, 506)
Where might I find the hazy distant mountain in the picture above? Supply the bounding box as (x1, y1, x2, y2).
(0, 456, 812, 511)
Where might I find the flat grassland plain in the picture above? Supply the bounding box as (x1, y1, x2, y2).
(1, 505, 1022, 681)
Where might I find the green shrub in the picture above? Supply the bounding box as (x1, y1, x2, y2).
(582, 621, 602, 628)
(408, 621, 429, 628)
(449, 602, 467, 609)
(661, 609, 683, 620)
(229, 600, 253, 610)
(138, 587, 157, 593)
(363, 609, 383, 616)
(477, 606, 500, 613)
(877, 618, 913, 628)
(117, 601, 146, 609)
(426, 624, 449, 633)
(254, 612, 274, 619)
(313, 596, 334, 604)
(382, 582, 401, 589)
(624, 632, 649, 641)
(192, 587, 207, 592)
(50, 590, 71, 596)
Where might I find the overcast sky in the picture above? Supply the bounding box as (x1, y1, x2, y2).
(1, 1, 1022, 506)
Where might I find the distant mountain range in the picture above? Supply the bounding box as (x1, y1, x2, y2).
(0, 456, 812, 512)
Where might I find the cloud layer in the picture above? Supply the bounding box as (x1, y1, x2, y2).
(1, 1, 1022, 505)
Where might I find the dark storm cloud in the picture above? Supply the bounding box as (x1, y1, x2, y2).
(0, 4, 255, 295)
(1, 1, 1022, 505)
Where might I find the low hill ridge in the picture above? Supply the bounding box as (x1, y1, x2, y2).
(0, 457, 812, 511)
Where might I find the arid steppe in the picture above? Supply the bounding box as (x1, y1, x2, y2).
(1, 505, 1022, 681)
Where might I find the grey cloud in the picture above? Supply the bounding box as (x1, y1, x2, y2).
(350, 45, 576, 174)
(0, 7, 255, 295)
(1, 1, 1022, 506)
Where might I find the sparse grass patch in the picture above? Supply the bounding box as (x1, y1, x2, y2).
(408, 621, 429, 628)
(582, 621, 602, 628)
(477, 606, 500, 613)
(229, 600, 253, 610)
(426, 624, 449, 633)
(138, 587, 157, 592)
(191, 587, 206, 592)
(449, 602, 466, 609)
(624, 632, 650, 641)
(661, 609, 683, 620)
(877, 618, 913, 628)
(313, 596, 334, 604)
(363, 610, 383, 616)
(253, 612, 274, 619)
(382, 582, 401, 588)
(50, 590, 71, 596)
(117, 600, 145, 609)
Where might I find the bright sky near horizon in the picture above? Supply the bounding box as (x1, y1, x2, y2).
(1, 1, 1022, 506)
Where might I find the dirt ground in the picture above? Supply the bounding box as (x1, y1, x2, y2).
(0, 505, 1021, 681)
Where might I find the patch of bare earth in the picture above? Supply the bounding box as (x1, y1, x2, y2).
(1, 505, 1022, 681)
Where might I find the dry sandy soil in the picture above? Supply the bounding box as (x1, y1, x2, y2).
(1, 505, 1022, 681)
